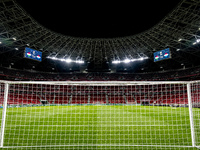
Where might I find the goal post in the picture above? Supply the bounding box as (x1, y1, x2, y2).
(0, 80, 199, 149)
(187, 83, 195, 147)
(0, 82, 7, 148)
(190, 81, 200, 148)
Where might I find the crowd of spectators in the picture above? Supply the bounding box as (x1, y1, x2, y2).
(0, 66, 200, 81)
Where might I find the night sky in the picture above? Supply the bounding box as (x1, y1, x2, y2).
(16, 0, 181, 38)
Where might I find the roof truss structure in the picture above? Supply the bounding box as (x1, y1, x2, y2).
(0, 0, 200, 72)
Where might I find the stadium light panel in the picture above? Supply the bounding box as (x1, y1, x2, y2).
(112, 60, 121, 64)
(193, 39, 200, 45)
(51, 57, 57, 60)
(124, 59, 131, 63)
(138, 57, 144, 61)
(137, 57, 148, 61)
(65, 58, 72, 63)
(112, 57, 148, 64)
(47, 56, 84, 64)
(12, 37, 17, 41)
(76, 60, 84, 64)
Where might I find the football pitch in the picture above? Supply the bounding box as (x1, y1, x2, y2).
(0, 105, 199, 150)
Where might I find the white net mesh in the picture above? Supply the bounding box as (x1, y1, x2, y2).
(0, 81, 199, 150)
(191, 82, 200, 148)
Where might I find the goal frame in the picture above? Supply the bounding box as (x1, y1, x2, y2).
(0, 80, 199, 149)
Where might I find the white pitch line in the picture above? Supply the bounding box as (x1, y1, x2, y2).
(2, 144, 194, 148)
(6, 124, 186, 127)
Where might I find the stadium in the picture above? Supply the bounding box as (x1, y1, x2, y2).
(0, 0, 200, 150)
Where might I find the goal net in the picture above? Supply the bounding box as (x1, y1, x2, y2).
(0, 80, 199, 150)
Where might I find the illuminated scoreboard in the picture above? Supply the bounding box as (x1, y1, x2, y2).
(24, 47, 42, 62)
(154, 48, 171, 62)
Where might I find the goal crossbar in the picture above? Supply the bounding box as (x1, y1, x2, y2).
(0, 80, 190, 85)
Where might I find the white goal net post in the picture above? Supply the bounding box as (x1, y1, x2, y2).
(0, 80, 199, 149)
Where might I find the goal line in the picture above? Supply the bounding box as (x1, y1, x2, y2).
(1, 144, 196, 149)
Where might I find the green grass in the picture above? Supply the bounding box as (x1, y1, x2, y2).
(0, 105, 199, 150)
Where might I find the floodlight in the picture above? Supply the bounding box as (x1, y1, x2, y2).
(76, 60, 84, 64)
(112, 60, 120, 64)
(193, 39, 200, 45)
(138, 57, 144, 61)
(47, 56, 84, 64)
(79, 60, 84, 64)
(124, 59, 131, 63)
(66, 58, 72, 63)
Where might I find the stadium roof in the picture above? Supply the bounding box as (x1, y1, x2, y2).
(0, 0, 200, 73)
